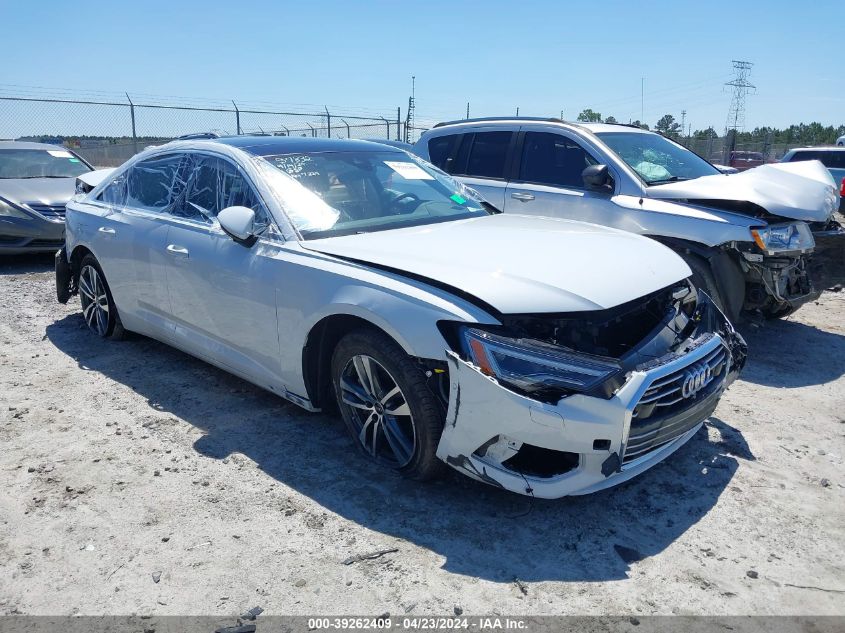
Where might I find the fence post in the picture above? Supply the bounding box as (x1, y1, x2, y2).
(232, 100, 241, 135)
(380, 117, 389, 139)
(396, 107, 401, 141)
(325, 106, 331, 138)
(341, 119, 350, 138)
(126, 93, 138, 155)
(307, 122, 315, 137)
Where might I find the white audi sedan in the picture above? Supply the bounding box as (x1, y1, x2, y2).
(55, 137, 746, 498)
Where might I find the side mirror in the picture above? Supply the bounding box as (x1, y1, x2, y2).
(218, 206, 257, 245)
(582, 164, 611, 191)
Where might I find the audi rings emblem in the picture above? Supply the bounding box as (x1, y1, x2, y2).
(681, 364, 713, 398)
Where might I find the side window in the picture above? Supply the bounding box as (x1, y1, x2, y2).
(179, 155, 267, 225)
(789, 151, 821, 163)
(97, 173, 127, 207)
(124, 154, 183, 212)
(427, 135, 458, 171)
(454, 131, 512, 179)
(519, 132, 599, 188)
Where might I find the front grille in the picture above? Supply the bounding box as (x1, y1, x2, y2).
(27, 204, 66, 220)
(624, 344, 729, 464)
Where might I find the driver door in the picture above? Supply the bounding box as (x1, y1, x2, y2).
(162, 152, 284, 388)
(504, 130, 618, 226)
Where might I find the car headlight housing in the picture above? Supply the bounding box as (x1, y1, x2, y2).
(0, 198, 32, 219)
(461, 327, 623, 401)
(750, 222, 814, 254)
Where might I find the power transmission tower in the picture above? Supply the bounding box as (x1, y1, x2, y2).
(724, 61, 755, 134)
(723, 60, 755, 162)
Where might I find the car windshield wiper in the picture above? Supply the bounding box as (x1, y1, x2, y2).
(647, 176, 690, 185)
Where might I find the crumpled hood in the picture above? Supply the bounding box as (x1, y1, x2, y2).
(302, 214, 691, 314)
(0, 177, 77, 208)
(647, 160, 838, 222)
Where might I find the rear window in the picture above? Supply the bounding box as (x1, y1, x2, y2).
(450, 131, 512, 179)
(789, 150, 845, 169)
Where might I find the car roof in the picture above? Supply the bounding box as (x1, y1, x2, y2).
(0, 140, 70, 151)
(214, 135, 404, 155)
(579, 123, 652, 134)
(786, 146, 845, 152)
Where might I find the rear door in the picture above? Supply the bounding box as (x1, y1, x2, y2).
(503, 129, 619, 225)
(427, 130, 516, 210)
(161, 152, 284, 387)
(88, 154, 182, 337)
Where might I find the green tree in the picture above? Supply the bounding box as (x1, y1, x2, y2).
(577, 108, 603, 122)
(604, 115, 618, 124)
(655, 114, 681, 137)
(630, 120, 650, 130)
(693, 127, 718, 140)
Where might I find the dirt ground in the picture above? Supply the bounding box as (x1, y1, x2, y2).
(0, 253, 843, 617)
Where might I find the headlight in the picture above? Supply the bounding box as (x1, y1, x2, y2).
(750, 222, 815, 254)
(462, 327, 622, 400)
(0, 198, 32, 219)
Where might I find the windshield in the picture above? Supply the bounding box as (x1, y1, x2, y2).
(596, 132, 721, 185)
(258, 150, 489, 239)
(0, 148, 92, 179)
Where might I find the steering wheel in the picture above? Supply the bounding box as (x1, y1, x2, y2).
(387, 192, 420, 211)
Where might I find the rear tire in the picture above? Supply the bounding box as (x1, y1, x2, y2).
(331, 328, 446, 481)
(78, 254, 125, 340)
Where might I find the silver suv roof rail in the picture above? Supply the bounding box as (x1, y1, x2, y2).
(432, 116, 582, 129)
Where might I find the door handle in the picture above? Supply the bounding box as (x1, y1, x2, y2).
(166, 244, 190, 258)
(510, 192, 535, 202)
(97, 226, 116, 235)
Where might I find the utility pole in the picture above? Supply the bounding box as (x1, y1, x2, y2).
(640, 78, 644, 123)
(405, 75, 416, 143)
(516, 107, 519, 116)
(466, 102, 470, 119)
(724, 60, 755, 161)
(680, 109, 686, 143)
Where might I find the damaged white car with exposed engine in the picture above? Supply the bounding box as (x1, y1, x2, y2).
(415, 118, 845, 321)
(56, 137, 745, 498)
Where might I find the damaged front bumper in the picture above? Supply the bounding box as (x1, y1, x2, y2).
(436, 300, 746, 498)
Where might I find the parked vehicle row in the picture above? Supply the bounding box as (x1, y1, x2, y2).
(56, 137, 747, 497)
(413, 118, 844, 321)
(2, 120, 838, 497)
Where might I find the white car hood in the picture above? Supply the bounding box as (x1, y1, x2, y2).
(647, 160, 838, 223)
(302, 214, 690, 314)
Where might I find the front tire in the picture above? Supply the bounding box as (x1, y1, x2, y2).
(679, 252, 726, 312)
(78, 254, 125, 340)
(331, 329, 446, 481)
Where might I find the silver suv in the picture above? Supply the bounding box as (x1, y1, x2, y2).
(415, 118, 844, 321)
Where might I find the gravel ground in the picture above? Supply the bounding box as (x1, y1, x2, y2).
(0, 254, 843, 617)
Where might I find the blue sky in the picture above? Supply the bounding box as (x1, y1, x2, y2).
(3, 0, 843, 131)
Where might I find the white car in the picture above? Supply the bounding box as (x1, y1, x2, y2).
(56, 137, 745, 498)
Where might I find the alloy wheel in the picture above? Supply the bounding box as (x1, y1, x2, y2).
(339, 354, 417, 467)
(79, 264, 110, 336)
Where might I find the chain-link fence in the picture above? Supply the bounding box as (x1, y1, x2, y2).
(0, 95, 403, 167)
(681, 134, 796, 164)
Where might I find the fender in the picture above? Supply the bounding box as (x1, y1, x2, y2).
(649, 236, 745, 322)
